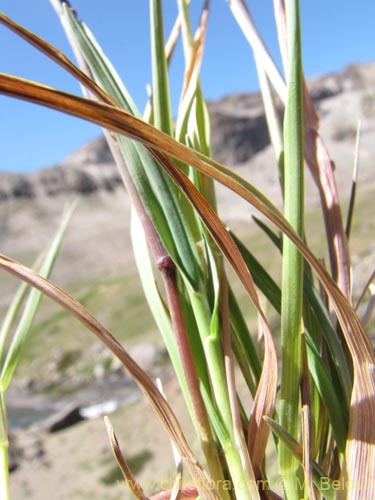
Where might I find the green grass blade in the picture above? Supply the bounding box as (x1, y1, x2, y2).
(228, 287, 262, 382)
(253, 218, 352, 405)
(264, 417, 336, 500)
(0, 390, 10, 500)
(150, 0, 173, 136)
(0, 202, 76, 391)
(306, 340, 347, 454)
(252, 216, 282, 248)
(303, 275, 352, 405)
(188, 285, 258, 499)
(116, 135, 203, 290)
(177, 286, 212, 396)
(0, 282, 29, 366)
(54, 2, 203, 291)
(55, 1, 139, 116)
(188, 287, 232, 434)
(279, 1, 305, 497)
(0, 254, 46, 365)
(230, 230, 281, 314)
(232, 223, 351, 442)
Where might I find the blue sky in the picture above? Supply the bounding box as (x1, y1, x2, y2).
(1, 1, 374, 173)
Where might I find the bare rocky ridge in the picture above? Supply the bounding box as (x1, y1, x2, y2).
(1, 62, 374, 293)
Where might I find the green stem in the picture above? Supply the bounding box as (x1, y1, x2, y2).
(189, 290, 233, 435)
(0, 390, 9, 500)
(188, 288, 257, 499)
(150, 0, 173, 136)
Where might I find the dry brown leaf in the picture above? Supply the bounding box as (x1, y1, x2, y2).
(0, 13, 116, 108)
(180, 0, 209, 102)
(104, 416, 148, 500)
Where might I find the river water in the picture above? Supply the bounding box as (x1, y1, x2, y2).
(6, 372, 140, 430)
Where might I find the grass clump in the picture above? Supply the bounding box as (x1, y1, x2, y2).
(1, 1, 375, 499)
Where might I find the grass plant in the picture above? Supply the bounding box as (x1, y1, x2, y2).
(0, 203, 75, 498)
(1, 1, 375, 499)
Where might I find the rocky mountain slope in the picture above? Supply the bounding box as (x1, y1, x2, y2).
(1, 62, 374, 297)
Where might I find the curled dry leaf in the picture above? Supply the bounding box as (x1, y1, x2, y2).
(104, 416, 148, 500)
(179, 0, 209, 102)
